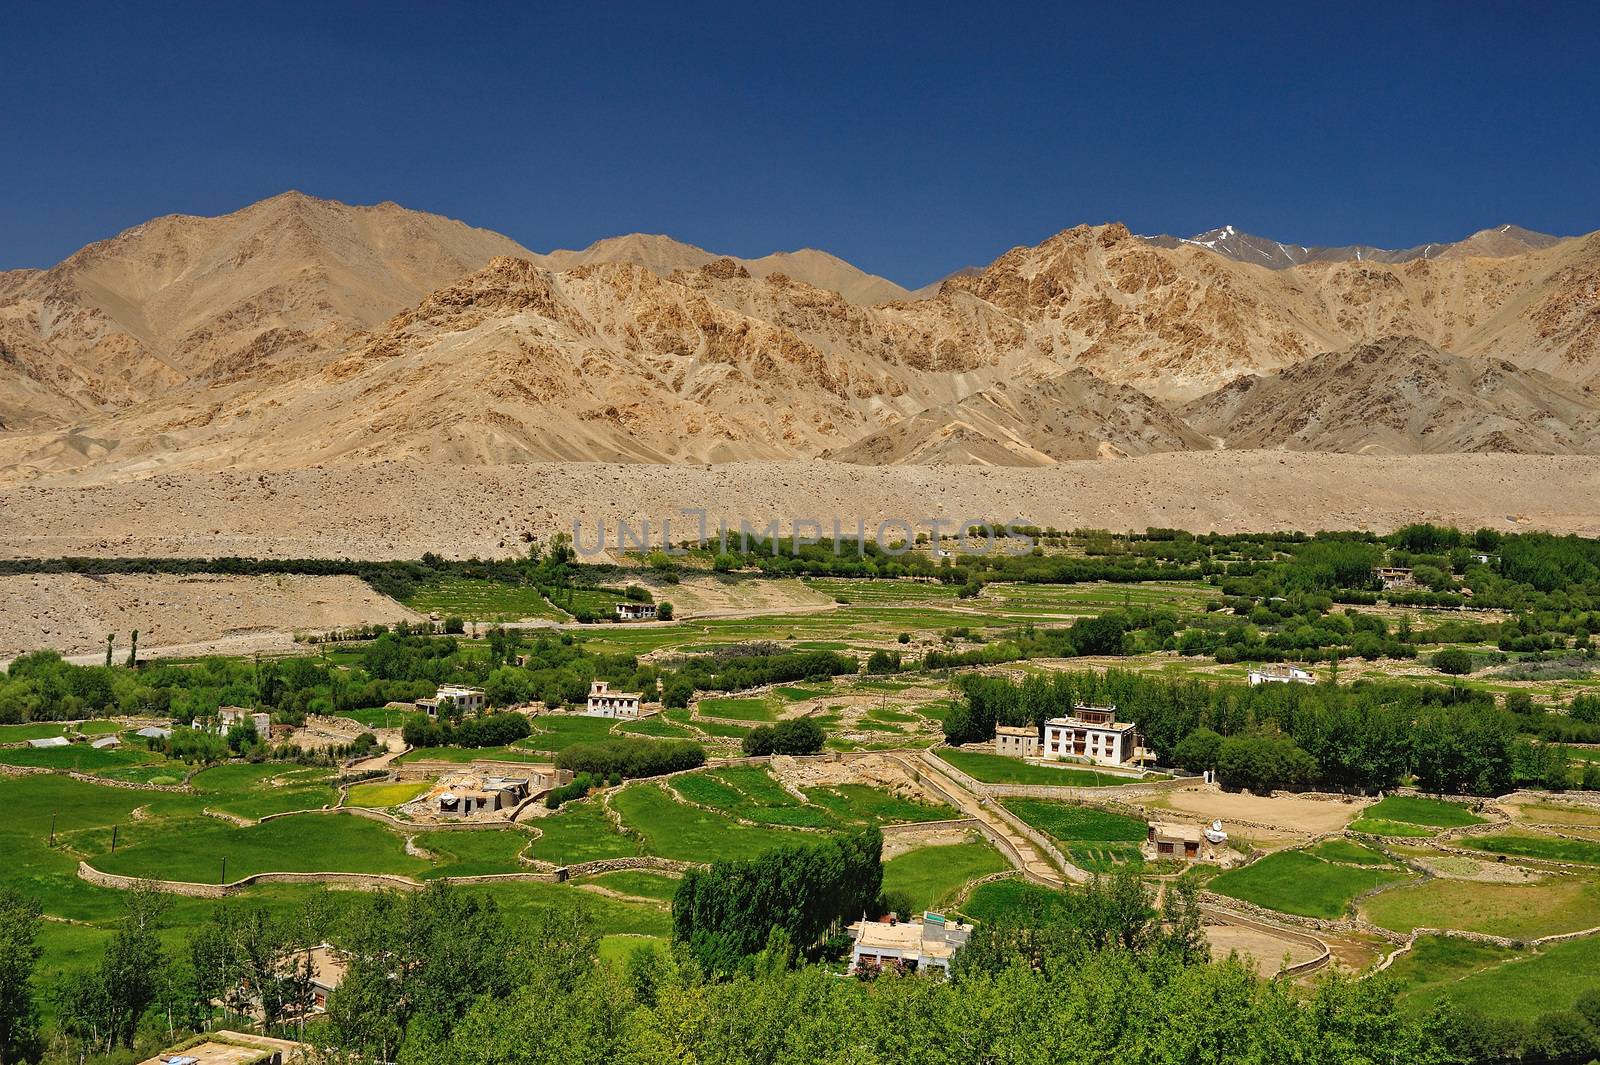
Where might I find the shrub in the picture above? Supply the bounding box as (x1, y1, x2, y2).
(555, 737, 705, 779)
(742, 717, 825, 757)
(1433, 648, 1474, 675)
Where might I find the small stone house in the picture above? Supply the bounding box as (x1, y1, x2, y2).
(994, 724, 1038, 759)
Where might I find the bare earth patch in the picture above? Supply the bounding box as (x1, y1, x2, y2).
(1204, 920, 1324, 976)
(0, 573, 421, 657)
(1143, 785, 1370, 840)
(640, 576, 835, 618)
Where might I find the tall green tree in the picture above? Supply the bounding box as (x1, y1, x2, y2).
(0, 888, 42, 1065)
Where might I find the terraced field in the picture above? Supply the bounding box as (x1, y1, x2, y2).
(400, 577, 569, 621)
(1348, 795, 1487, 837)
(881, 839, 1010, 911)
(1001, 799, 1147, 871)
(1210, 848, 1410, 919)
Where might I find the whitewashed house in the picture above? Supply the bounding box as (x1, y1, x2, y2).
(1247, 665, 1315, 686)
(585, 680, 642, 719)
(1041, 704, 1149, 768)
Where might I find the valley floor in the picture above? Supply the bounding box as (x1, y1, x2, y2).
(3, 451, 1600, 561)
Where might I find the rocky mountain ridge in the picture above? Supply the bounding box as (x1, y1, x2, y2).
(2, 194, 1598, 479)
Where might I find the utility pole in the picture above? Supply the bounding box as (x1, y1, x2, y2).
(111, 824, 119, 851)
(221, 856, 227, 886)
(48, 810, 57, 846)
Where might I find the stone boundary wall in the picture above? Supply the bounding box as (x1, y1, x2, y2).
(885, 754, 1041, 881)
(880, 817, 981, 836)
(980, 797, 1086, 883)
(561, 856, 698, 878)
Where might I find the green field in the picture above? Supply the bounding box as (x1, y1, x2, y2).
(1307, 838, 1395, 866)
(400, 577, 568, 621)
(0, 743, 162, 775)
(1383, 936, 1521, 1011)
(1363, 873, 1600, 939)
(576, 869, 681, 902)
(1426, 935, 1600, 1019)
(0, 720, 120, 742)
(413, 829, 531, 877)
(525, 800, 641, 865)
(96, 812, 429, 882)
(695, 696, 779, 722)
(612, 782, 810, 862)
(345, 778, 432, 808)
(337, 705, 415, 729)
(1460, 832, 1600, 865)
(396, 744, 552, 764)
(934, 747, 1158, 787)
(803, 578, 958, 604)
(1210, 849, 1409, 919)
(1348, 795, 1486, 838)
(669, 766, 955, 831)
(881, 839, 1009, 912)
(1002, 799, 1146, 871)
(958, 877, 1080, 925)
(617, 717, 695, 738)
(521, 713, 621, 752)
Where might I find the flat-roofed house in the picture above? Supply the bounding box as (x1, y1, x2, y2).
(1041, 704, 1148, 767)
(585, 680, 643, 719)
(849, 912, 971, 975)
(615, 601, 658, 621)
(1248, 664, 1315, 686)
(1377, 566, 1415, 591)
(1146, 821, 1203, 860)
(417, 685, 486, 718)
(1144, 820, 1230, 863)
(994, 724, 1038, 759)
(198, 707, 271, 737)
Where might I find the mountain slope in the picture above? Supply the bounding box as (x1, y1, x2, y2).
(826, 367, 1214, 465)
(0, 192, 537, 426)
(3, 195, 1600, 479)
(1181, 336, 1600, 454)
(540, 234, 913, 304)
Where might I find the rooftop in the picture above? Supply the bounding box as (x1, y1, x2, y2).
(1150, 821, 1204, 843)
(850, 916, 970, 961)
(138, 1031, 310, 1065)
(995, 725, 1036, 737)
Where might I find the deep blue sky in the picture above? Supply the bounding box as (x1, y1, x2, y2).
(3, 2, 1597, 287)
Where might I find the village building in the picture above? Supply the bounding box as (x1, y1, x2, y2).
(300, 940, 352, 1010)
(136, 1031, 309, 1065)
(1377, 566, 1416, 591)
(1144, 820, 1230, 863)
(994, 724, 1038, 759)
(1248, 664, 1315, 686)
(615, 601, 658, 621)
(1041, 704, 1149, 768)
(416, 684, 486, 718)
(849, 912, 970, 975)
(436, 774, 531, 817)
(194, 707, 271, 737)
(585, 679, 643, 719)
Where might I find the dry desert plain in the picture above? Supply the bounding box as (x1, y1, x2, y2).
(3, 451, 1600, 562)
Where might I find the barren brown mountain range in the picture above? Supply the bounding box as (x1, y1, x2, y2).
(2, 191, 1598, 485)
